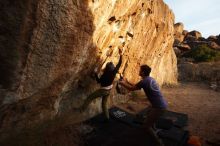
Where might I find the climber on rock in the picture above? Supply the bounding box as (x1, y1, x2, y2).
(79, 47, 123, 121)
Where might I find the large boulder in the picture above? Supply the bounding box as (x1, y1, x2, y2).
(0, 0, 177, 139)
(188, 30, 202, 39)
(184, 30, 203, 43)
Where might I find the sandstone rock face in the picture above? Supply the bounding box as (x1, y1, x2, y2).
(15, 0, 177, 100)
(0, 0, 177, 136)
(92, 0, 177, 85)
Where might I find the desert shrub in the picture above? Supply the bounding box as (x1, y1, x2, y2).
(183, 44, 220, 62)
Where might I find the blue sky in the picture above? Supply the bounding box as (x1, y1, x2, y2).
(164, 0, 220, 38)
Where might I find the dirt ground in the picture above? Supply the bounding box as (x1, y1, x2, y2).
(163, 82, 220, 146)
(118, 81, 220, 146)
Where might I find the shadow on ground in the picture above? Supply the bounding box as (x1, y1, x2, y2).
(84, 113, 154, 146)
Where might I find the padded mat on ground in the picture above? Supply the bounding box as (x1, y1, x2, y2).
(138, 107, 188, 128)
(158, 127, 189, 146)
(87, 107, 189, 146)
(109, 107, 140, 127)
(110, 107, 189, 145)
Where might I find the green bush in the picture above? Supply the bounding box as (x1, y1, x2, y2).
(183, 44, 220, 62)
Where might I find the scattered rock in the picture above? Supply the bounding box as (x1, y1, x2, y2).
(208, 41, 220, 50)
(174, 39, 181, 46)
(173, 22, 220, 57)
(182, 30, 188, 36)
(188, 30, 202, 39)
(184, 35, 198, 42)
(176, 44, 191, 52)
(174, 33, 185, 43)
(207, 35, 217, 41)
(198, 37, 206, 41)
(173, 47, 181, 56)
(186, 40, 208, 49)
